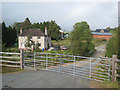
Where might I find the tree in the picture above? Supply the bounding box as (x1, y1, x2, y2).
(35, 41, 41, 51)
(25, 35, 41, 51)
(25, 35, 35, 50)
(13, 17, 31, 34)
(13, 18, 62, 40)
(106, 36, 118, 58)
(106, 27, 119, 58)
(31, 20, 61, 40)
(2, 22, 17, 47)
(70, 21, 94, 56)
(21, 18, 31, 30)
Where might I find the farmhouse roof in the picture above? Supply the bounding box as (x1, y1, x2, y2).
(19, 29, 45, 36)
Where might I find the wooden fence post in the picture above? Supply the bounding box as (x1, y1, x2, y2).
(20, 49, 24, 69)
(112, 55, 117, 81)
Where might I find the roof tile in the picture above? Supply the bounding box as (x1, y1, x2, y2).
(19, 29, 45, 36)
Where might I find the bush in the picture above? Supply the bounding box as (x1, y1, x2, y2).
(106, 36, 118, 58)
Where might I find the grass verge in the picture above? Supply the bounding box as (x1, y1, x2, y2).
(90, 81, 119, 88)
(1, 66, 22, 74)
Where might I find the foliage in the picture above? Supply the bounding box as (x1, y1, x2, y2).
(25, 35, 35, 50)
(31, 20, 61, 40)
(13, 18, 62, 40)
(25, 35, 42, 51)
(35, 41, 41, 52)
(2, 43, 6, 51)
(106, 27, 119, 58)
(13, 17, 31, 34)
(69, 21, 94, 56)
(92, 38, 107, 47)
(2, 22, 17, 47)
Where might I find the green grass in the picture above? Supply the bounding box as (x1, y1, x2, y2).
(3, 46, 19, 53)
(59, 39, 71, 46)
(51, 39, 70, 46)
(110, 30, 116, 34)
(1, 66, 22, 74)
(91, 81, 119, 88)
(96, 41, 107, 47)
(92, 38, 107, 47)
(43, 50, 72, 54)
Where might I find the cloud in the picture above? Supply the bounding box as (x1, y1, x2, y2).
(1, 0, 119, 2)
(2, 2, 118, 31)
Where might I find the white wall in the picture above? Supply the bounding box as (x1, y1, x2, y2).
(18, 36, 51, 49)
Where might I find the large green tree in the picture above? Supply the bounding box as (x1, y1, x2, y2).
(13, 18, 62, 40)
(2, 22, 17, 47)
(70, 21, 94, 56)
(31, 20, 61, 40)
(13, 17, 31, 34)
(106, 27, 119, 58)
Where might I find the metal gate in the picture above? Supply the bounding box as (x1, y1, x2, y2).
(23, 51, 111, 82)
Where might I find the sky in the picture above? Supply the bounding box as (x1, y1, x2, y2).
(2, 1, 118, 31)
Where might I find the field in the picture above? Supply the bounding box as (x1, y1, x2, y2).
(51, 39, 70, 46)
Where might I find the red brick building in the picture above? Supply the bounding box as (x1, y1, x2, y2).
(91, 29, 112, 40)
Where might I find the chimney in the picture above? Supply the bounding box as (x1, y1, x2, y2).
(45, 27, 48, 35)
(20, 28, 23, 34)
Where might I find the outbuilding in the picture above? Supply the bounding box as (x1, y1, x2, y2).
(91, 29, 112, 40)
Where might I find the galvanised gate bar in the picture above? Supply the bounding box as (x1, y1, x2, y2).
(23, 51, 111, 82)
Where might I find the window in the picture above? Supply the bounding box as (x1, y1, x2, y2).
(37, 36, 40, 39)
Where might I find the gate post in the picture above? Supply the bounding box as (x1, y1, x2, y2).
(46, 53, 48, 70)
(73, 56, 76, 75)
(20, 49, 24, 69)
(89, 58, 92, 79)
(108, 58, 111, 81)
(34, 51, 36, 69)
(59, 54, 62, 72)
(112, 55, 117, 81)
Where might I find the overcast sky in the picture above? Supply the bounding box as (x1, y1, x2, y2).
(2, 2, 118, 31)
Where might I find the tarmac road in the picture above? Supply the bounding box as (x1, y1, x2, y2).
(2, 70, 91, 88)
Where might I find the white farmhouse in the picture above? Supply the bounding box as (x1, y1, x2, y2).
(18, 27, 51, 50)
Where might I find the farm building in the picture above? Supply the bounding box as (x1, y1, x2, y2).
(91, 29, 112, 40)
